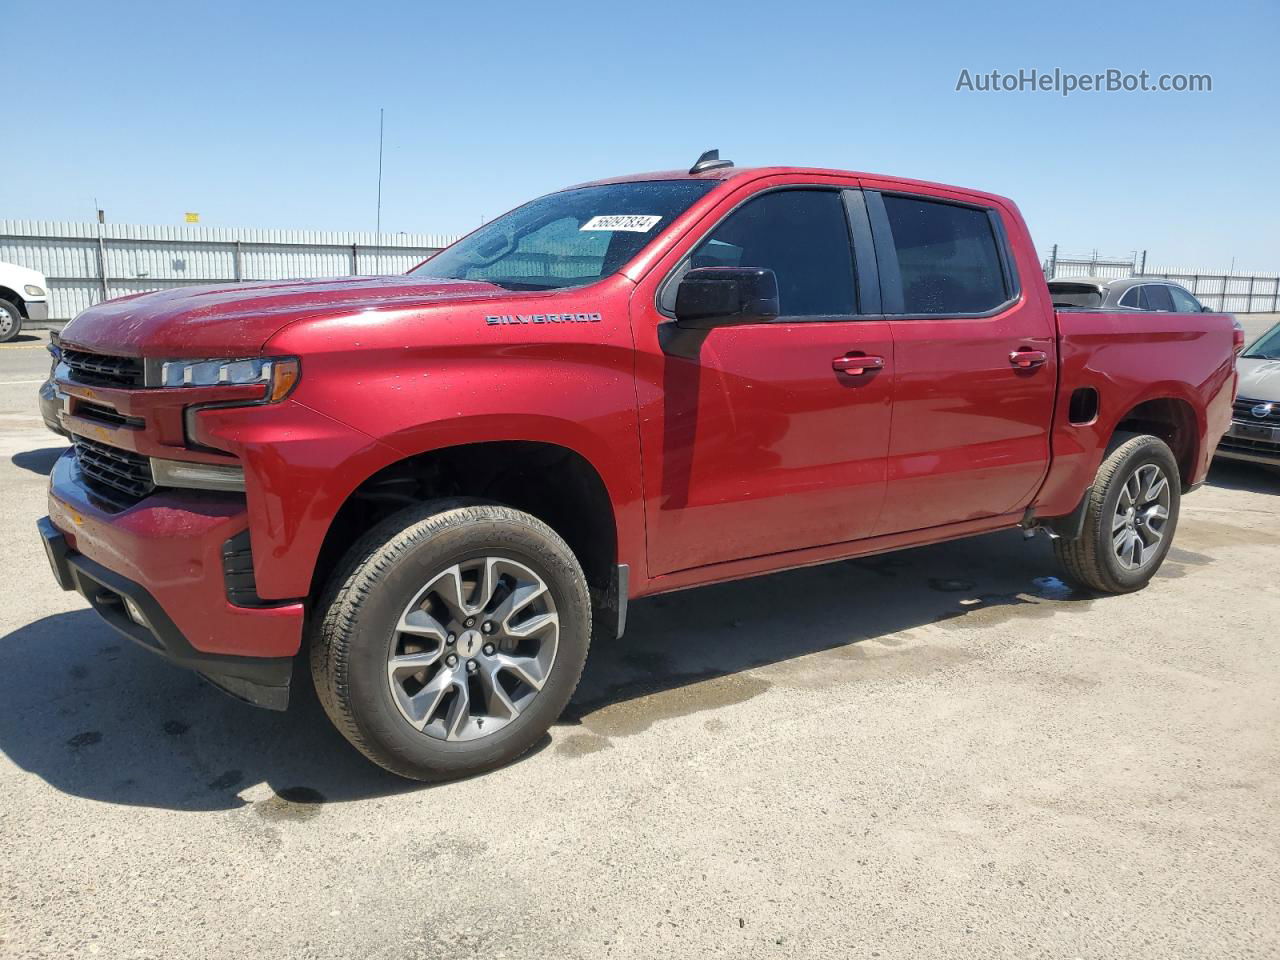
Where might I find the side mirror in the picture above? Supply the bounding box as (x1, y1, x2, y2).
(1202, 304, 1214, 313)
(674, 267, 780, 329)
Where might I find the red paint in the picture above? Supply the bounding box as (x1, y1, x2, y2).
(47, 165, 1236, 664)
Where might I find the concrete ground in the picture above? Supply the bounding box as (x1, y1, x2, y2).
(1, 330, 1277, 959)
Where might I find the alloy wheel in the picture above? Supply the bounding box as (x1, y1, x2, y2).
(387, 556, 559, 742)
(1111, 463, 1172, 570)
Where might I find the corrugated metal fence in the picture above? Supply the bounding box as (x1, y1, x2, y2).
(0, 220, 459, 320)
(1043, 250, 1279, 312)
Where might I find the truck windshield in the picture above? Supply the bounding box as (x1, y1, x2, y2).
(410, 180, 717, 290)
(1242, 324, 1280, 360)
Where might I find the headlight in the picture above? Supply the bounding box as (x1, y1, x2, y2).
(160, 356, 300, 401)
(24, 284, 46, 297)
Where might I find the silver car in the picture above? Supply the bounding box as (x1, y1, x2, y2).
(1218, 322, 1280, 467)
(1048, 276, 1209, 312)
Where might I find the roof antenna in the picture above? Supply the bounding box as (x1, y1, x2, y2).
(689, 149, 734, 175)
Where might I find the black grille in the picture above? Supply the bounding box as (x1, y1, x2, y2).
(1232, 396, 1280, 424)
(76, 401, 145, 430)
(61, 348, 145, 389)
(1220, 435, 1280, 456)
(72, 436, 155, 504)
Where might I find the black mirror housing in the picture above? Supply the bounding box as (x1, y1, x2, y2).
(674, 267, 780, 329)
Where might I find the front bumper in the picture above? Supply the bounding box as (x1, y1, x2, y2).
(38, 379, 67, 437)
(41, 451, 304, 709)
(1215, 420, 1280, 466)
(26, 300, 50, 322)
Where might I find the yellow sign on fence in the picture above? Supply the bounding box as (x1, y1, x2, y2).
(184, 212, 199, 223)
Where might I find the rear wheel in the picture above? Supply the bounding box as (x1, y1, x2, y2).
(0, 300, 23, 343)
(312, 501, 591, 781)
(1054, 434, 1181, 593)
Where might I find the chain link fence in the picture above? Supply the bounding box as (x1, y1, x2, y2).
(1, 221, 459, 321)
(1042, 247, 1279, 312)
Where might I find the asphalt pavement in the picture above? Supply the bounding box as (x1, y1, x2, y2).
(1, 328, 1277, 959)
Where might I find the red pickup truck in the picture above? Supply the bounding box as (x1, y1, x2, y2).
(38, 153, 1237, 780)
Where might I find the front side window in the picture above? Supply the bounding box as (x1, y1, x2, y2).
(881, 195, 1009, 314)
(412, 180, 717, 290)
(680, 189, 856, 316)
(1167, 285, 1203, 312)
(1139, 285, 1174, 311)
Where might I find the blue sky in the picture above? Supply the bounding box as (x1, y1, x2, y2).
(4, 0, 1275, 270)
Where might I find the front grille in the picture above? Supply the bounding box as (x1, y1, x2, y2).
(1220, 435, 1280, 456)
(61, 348, 145, 389)
(1232, 396, 1280, 424)
(72, 435, 155, 504)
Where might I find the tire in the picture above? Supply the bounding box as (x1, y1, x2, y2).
(0, 300, 23, 343)
(1054, 434, 1181, 594)
(311, 500, 591, 781)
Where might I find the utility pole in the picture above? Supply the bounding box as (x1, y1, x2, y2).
(94, 199, 108, 301)
(374, 108, 384, 275)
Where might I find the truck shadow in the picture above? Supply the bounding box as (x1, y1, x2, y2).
(10, 446, 68, 476)
(0, 530, 1097, 812)
(1206, 459, 1279, 495)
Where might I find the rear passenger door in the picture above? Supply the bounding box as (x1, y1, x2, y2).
(862, 185, 1057, 535)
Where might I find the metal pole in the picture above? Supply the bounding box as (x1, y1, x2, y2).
(1138, 250, 1146, 275)
(233, 240, 243, 282)
(96, 223, 109, 302)
(352, 243, 359, 276)
(1048, 243, 1057, 278)
(374, 107, 384, 275)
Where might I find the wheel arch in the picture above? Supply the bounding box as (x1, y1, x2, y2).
(0, 287, 27, 316)
(1108, 392, 1202, 489)
(309, 438, 624, 635)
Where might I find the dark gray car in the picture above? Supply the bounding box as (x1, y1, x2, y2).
(1048, 276, 1208, 312)
(1217, 322, 1280, 468)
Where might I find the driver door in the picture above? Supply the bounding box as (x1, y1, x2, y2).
(629, 184, 894, 576)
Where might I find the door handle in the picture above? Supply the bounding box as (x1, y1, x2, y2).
(832, 355, 885, 375)
(1009, 349, 1048, 369)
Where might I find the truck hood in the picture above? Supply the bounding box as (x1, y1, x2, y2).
(0, 260, 47, 291)
(58, 275, 510, 357)
(1236, 355, 1280, 402)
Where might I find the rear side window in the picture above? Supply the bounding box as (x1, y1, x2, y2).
(1140, 285, 1174, 311)
(684, 189, 857, 316)
(1167, 285, 1203, 312)
(1119, 287, 1141, 308)
(881, 195, 1009, 314)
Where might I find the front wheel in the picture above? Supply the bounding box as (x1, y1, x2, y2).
(311, 501, 591, 781)
(1054, 434, 1181, 594)
(0, 300, 23, 343)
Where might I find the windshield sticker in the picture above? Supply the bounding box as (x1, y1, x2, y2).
(580, 214, 661, 233)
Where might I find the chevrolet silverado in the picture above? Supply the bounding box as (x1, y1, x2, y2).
(38, 152, 1238, 780)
